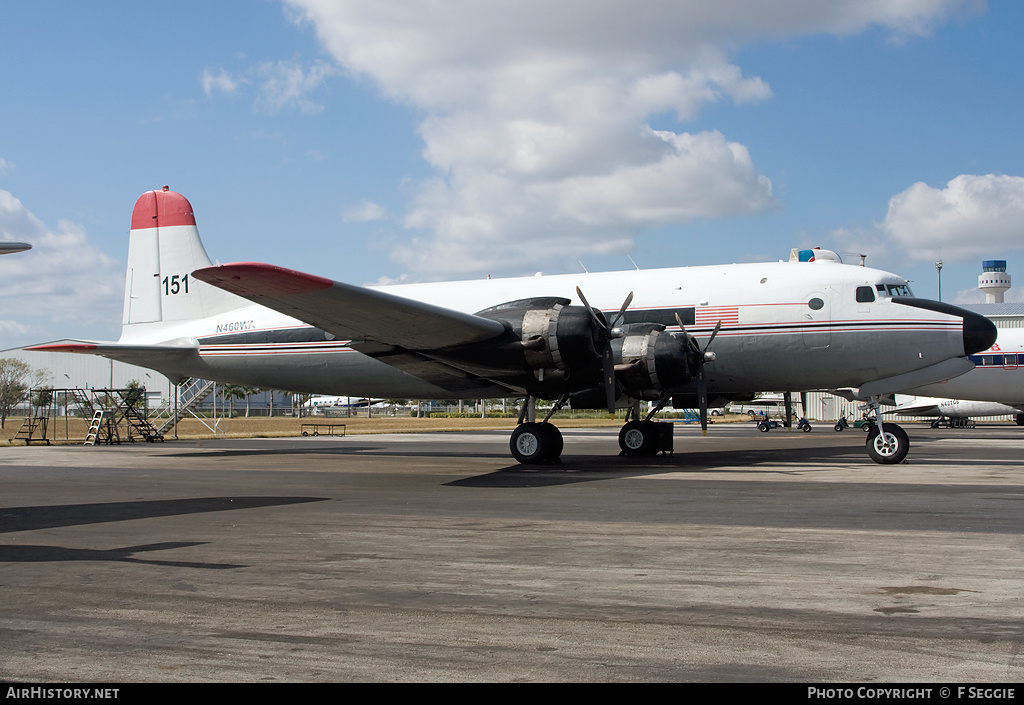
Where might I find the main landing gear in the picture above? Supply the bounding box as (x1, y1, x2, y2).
(510, 395, 566, 464)
(510, 396, 674, 464)
(510, 422, 563, 464)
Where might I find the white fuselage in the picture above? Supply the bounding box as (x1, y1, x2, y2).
(117, 259, 975, 400)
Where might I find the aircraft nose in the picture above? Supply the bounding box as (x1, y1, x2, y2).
(962, 308, 997, 355)
(891, 296, 997, 355)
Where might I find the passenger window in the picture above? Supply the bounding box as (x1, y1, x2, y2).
(1005, 354, 1017, 365)
(856, 286, 875, 303)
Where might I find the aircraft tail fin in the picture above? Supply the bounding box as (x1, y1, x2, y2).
(121, 187, 239, 332)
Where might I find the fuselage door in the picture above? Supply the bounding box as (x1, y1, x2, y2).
(802, 289, 832, 349)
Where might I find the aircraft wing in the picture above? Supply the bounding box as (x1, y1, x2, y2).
(888, 399, 942, 416)
(192, 262, 507, 351)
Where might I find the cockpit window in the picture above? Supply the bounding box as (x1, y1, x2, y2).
(886, 284, 913, 297)
(856, 286, 875, 303)
(875, 283, 914, 298)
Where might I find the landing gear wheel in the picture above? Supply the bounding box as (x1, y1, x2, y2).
(510, 422, 562, 464)
(866, 423, 910, 465)
(619, 420, 657, 456)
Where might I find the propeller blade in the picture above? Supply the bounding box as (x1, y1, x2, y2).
(705, 320, 722, 350)
(608, 291, 634, 329)
(578, 287, 636, 414)
(697, 370, 709, 436)
(575, 286, 606, 331)
(603, 345, 616, 414)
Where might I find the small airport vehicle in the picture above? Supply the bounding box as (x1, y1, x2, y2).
(834, 415, 849, 432)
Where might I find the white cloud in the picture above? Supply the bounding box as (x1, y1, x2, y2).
(953, 285, 1024, 305)
(0, 190, 123, 346)
(201, 59, 337, 114)
(342, 200, 388, 223)
(201, 68, 239, 97)
(254, 59, 337, 114)
(0, 157, 12, 175)
(284, 0, 981, 276)
(883, 174, 1024, 262)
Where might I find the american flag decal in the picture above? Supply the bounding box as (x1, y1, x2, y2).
(695, 306, 739, 326)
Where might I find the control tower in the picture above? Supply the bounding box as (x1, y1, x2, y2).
(979, 260, 1011, 303)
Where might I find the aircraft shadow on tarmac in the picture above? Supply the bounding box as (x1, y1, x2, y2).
(167, 445, 513, 460)
(448, 443, 871, 487)
(0, 541, 245, 569)
(0, 496, 327, 534)
(0, 497, 328, 567)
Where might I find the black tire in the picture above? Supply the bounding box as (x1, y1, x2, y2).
(510, 422, 560, 464)
(758, 421, 770, 432)
(862, 422, 875, 433)
(802, 423, 812, 432)
(540, 423, 563, 460)
(619, 420, 657, 456)
(1016, 413, 1024, 427)
(834, 423, 844, 432)
(866, 423, 910, 465)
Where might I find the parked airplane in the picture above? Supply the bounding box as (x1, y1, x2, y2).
(888, 394, 1023, 427)
(0, 241, 31, 254)
(29, 187, 996, 465)
(892, 327, 1024, 426)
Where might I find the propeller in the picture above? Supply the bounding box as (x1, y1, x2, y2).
(576, 287, 633, 413)
(676, 313, 721, 436)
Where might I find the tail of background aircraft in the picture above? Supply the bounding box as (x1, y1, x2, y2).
(121, 186, 239, 333)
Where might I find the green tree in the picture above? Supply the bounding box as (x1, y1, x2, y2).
(221, 384, 244, 418)
(0, 358, 32, 429)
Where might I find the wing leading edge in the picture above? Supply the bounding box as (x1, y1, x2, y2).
(192, 262, 507, 351)
(192, 262, 521, 396)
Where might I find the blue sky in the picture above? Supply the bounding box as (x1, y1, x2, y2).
(2, 0, 1023, 349)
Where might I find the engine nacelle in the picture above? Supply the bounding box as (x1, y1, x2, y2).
(610, 324, 701, 401)
(473, 297, 605, 390)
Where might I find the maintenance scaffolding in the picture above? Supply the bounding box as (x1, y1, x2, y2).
(16, 387, 162, 445)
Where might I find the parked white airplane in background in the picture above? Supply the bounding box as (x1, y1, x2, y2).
(891, 327, 1024, 426)
(30, 188, 996, 465)
(0, 241, 31, 254)
(889, 394, 1023, 427)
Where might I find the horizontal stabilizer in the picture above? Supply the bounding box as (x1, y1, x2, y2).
(25, 340, 200, 383)
(193, 262, 508, 351)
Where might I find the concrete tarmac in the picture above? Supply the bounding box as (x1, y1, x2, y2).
(1, 423, 1022, 682)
